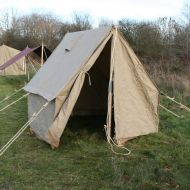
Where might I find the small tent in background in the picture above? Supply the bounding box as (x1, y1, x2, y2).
(32, 45, 52, 64)
(0, 45, 26, 75)
(25, 45, 52, 73)
(24, 26, 159, 148)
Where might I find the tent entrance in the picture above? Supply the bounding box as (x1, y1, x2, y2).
(72, 38, 112, 117)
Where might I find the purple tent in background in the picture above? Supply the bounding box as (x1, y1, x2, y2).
(0, 47, 37, 71)
(0, 45, 51, 71)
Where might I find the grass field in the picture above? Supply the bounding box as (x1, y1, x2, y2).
(0, 76, 190, 190)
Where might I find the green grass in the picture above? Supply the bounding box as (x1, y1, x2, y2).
(0, 76, 190, 190)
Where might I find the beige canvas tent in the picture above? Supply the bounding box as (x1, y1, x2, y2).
(0, 45, 26, 75)
(24, 26, 159, 148)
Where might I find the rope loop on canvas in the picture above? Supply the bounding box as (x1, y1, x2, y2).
(0, 93, 30, 112)
(81, 70, 92, 86)
(0, 87, 24, 105)
(104, 125, 131, 156)
(0, 101, 49, 157)
(159, 104, 182, 118)
(85, 72, 91, 86)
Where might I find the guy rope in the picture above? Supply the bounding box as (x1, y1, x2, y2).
(0, 102, 49, 157)
(0, 87, 24, 105)
(161, 92, 190, 113)
(159, 104, 182, 118)
(0, 93, 29, 112)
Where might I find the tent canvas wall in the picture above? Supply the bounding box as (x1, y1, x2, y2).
(24, 26, 159, 148)
(0, 45, 26, 75)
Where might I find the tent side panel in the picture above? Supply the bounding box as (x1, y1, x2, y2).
(4, 58, 26, 75)
(119, 33, 159, 115)
(113, 34, 159, 145)
(28, 94, 55, 143)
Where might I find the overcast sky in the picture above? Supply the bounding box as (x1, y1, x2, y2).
(0, 0, 187, 26)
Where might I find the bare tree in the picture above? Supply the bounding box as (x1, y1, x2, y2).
(98, 18, 114, 27)
(181, 1, 190, 64)
(58, 12, 92, 41)
(16, 13, 63, 49)
(71, 12, 92, 30)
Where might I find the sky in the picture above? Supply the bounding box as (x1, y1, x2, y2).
(0, 0, 187, 26)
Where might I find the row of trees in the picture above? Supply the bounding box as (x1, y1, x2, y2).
(120, 17, 190, 63)
(0, 11, 92, 50)
(0, 5, 190, 95)
(1, 8, 190, 63)
(118, 15, 190, 96)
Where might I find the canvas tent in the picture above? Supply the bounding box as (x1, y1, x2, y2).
(24, 26, 159, 148)
(0, 45, 52, 76)
(32, 45, 52, 62)
(27, 45, 52, 68)
(0, 45, 26, 75)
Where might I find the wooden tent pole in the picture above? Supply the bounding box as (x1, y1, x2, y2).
(41, 41, 44, 66)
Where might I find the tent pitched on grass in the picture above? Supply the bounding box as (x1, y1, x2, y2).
(24, 26, 159, 148)
(0, 45, 26, 75)
(0, 45, 52, 76)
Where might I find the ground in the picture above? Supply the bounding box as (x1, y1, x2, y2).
(0, 76, 189, 190)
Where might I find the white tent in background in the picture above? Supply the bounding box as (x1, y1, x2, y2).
(0, 45, 26, 75)
(24, 26, 159, 148)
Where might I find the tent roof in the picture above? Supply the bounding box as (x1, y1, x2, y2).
(0, 44, 20, 51)
(0, 45, 21, 61)
(24, 26, 113, 101)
